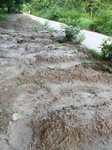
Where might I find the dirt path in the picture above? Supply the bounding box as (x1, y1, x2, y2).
(0, 14, 112, 150)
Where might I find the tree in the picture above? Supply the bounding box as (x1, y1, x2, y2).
(0, 0, 32, 13)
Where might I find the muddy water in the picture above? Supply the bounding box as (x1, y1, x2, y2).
(0, 14, 112, 150)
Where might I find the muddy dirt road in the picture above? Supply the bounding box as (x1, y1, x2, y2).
(0, 14, 112, 150)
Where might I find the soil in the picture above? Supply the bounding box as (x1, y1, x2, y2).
(0, 14, 112, 150)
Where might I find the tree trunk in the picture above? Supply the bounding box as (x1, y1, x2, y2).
(7, 5, 11, 13)
(7, 0, 12, 13)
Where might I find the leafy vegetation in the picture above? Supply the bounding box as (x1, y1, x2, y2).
(84, 38, 112, 73)
(100, 38, 112, 60)
(0, 0, 32, 13)
(85, 49, 101, 60)
(0, 14, 7, 20)
(23, 0, 112, 36)
(103, 64, 112, 73)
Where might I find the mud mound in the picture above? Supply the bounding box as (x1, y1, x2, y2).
(33, 103, 112, 150)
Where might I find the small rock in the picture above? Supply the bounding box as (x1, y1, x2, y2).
(17, 39, 23, 44)
(12, 113, 20, 121)
(30, 35, 35, 40)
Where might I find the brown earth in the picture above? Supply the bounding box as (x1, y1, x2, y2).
(0, 14, 112, 150)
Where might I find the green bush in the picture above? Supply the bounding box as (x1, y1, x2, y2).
(64, 26, 80, 40)
(78, 18, 93, 29)
(43, 6, 66, 21)
(90, 10, 112, 36)
(100, 38, 112, 60)
(34, 2, 49, 11)
(0, 14, 7, 21)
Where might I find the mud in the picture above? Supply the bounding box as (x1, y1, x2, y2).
(0, 14, 112, 150)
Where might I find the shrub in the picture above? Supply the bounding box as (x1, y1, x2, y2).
(43, 6, 66, 21)
(78, 18, 93, 29)
(90, 10, 112, 36)
(0, 14, 7, 21)
(34, 2, 49, 11)
(64, 26, 80, 41)
(59, 26, 85, 43)
(100, 38, 112, 60)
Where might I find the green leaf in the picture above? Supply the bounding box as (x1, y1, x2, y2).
(0, 109, 3, 113)
(15, 110, 25, 114)
(5, 108, 11, 112)
(16, 81, 24, 85)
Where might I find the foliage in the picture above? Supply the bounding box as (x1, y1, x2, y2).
(25, 0, 112, 36)
(102, 64, 112, 73)
(34, 2, 49, 11)
(43, 6, 66, 21)
(64, 26, 80, 41)
(82, 59, 94, 68)
(78, 18, 93, 29)
(85, 49, 101, 60)
(0, 14, 7, 20)
(76, 33, 86, 44)
(59, 26, 85, 43)
(0, 0, 32, 13)
(100, 38, 112, 60)
(90, 10, 112, 35)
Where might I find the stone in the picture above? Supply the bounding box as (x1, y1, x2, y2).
(12, 113, 21, 121)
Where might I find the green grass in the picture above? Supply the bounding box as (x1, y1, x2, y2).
(85, 49, 101, 60)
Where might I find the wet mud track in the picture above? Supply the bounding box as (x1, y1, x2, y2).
(0, 14, 112, 150)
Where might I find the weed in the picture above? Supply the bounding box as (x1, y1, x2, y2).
(83, 59, 88, 65)
(85, 49, 101, 60)
(54, 43, 61, 49)
(33, 27, 39, 32)
(16, 81, 24, 85)
(33, 25, 43, 32)
(1, 98, 6, 102)
(60, 26, 85, 43)
(64, 26, 80, 41)
(71, 50, 77, 54)
(48, 27, 57, 35)
(19, 64, 22, 68)
(102, 64, 112, 72)
(44, 21, 50, 28)
(82, 59, 93, 68)
(90, 89, 95, 94)
(100, 38, 112, 60)
(55, 111, 58, 115)
(76, 33, 86, 44)
(5, 108, 11, 112)
(44, 99, 51, 104)
(49, 87, 52, 90)
(15, 110, 25, 114)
